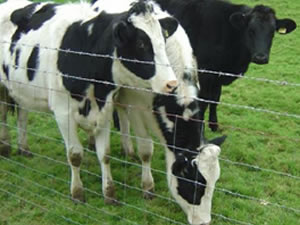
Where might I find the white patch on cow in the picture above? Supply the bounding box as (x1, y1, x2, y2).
(158, 106, 174, 132)
(87, 23, 94, 36)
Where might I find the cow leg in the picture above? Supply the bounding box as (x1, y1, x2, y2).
(0, 85, 11, 157)
(208, 104, 218, 132)
(199, 100, 208, 124)
(54, 112, 85, 202)
(17, 107, 32, 157)
(116, 106, 135, 158)
(94, 121, 117, 204)
(208, 85, 222, 132)
(87, 133, 96, 151)
(130, 116, 154, 199)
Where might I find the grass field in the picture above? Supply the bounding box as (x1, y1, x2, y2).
(0, 0, 299, 224)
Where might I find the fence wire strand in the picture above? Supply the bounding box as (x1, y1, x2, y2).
(0, 37, 299, 225)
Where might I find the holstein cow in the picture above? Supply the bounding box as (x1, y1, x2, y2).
(154, 0, 297, 131)
(0, 0, 180, 203)
(92, 1, 226, 224)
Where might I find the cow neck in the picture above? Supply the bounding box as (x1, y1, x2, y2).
(153, 94, 201, 159)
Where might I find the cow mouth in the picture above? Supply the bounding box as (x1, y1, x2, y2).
(251, 54, 269, 64)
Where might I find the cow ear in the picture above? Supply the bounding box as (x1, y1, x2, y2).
(276, 19, 297, 34)
(230, 12, 247, 30)
(172, 154, 188, 176)
(113, 21, 131, 47)
(159, 17, 178, 38)
(208, 135, 227, 147)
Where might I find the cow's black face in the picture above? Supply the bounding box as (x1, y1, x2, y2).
(171, 153, 207, 205)
(230, 5, 296, 65)
(114, 23, 155, 79)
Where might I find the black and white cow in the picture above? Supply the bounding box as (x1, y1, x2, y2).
(153, 0, 297, 131)
(0, 0, 180, 203)
(92, 1, 226, 224)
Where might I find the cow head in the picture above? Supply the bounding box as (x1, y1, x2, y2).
(167, 131, 226, 225)
(154, 88, 226, 225)
(113, 0, 179, 93)
(230, 5, 296, 64)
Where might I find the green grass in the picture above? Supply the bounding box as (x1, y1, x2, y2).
(0, 0, 300, 224)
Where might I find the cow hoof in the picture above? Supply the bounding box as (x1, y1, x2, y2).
(88, 142, 96, 151)
(72, 187, 86, 203)
(104, 196, 119, 205)
(0, 144, 11, 157)
(209, 123, 218, 132)
(143, 188, 155, 200)
(18, 148, 33, 157)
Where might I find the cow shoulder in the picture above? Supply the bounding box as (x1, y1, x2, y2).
(57, 11, 119, 107)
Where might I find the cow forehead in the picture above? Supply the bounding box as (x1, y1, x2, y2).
(129, 12, 165, 46)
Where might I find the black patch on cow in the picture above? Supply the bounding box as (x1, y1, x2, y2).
(10, 3, 57, 54)
(183, 72, 192, 82)
(172, 155, 207, 205)
(15, 49, 21, 68)
(128, 0, 154, 15)
(79, 99, 91, 117)
(10, 3, 40, 54)
(57, 12, 119, 106)
(2, 64, 9, 80)
(91, 0, 97, 5)
(27, 45, 40, 81)
(153, 94, 201, 152)
(116, 28, 155, 80)
(24, 4, 57, 31)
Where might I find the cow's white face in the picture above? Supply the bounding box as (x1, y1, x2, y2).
(96, 0, 179, 94)
(166, 144, 222, 225)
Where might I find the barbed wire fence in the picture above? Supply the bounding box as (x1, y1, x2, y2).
(0, 40, 299, 225)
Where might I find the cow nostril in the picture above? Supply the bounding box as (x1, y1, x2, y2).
(165, 80, 178, 92)
(253, 54, 268, 64)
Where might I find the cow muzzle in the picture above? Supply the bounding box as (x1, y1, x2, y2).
(252, 53, 269, 64)
(164, 80, 178, 93)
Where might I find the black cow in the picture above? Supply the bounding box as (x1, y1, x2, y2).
(154, 0, 297, 131)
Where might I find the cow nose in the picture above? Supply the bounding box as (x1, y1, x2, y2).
(200, 223, 210, 225)
(252, 53, 269, 64)
(165, 80, 178, 93)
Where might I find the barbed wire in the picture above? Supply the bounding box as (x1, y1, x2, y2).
(1, 97, 300, 145)
(0, 179, 114, 225)
(2, 65, 300, 122)
(0, 155, 187, 225)
(1, 142, 299, 215)
(0, 155, 261, 225)
(1, 118, 299, 181)
(0, 37, 298, 225)
(0, 188, 85, 225)
(1, 40, 300, 87)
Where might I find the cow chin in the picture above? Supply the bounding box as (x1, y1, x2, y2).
(186, 204, 212, 225)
